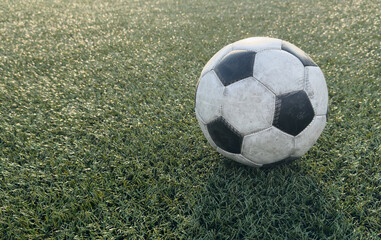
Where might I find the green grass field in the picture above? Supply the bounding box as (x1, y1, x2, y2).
(0, 0, 380, 239)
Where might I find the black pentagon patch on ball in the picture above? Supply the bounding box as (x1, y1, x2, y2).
(214, 50, 256, 86)
(273, 90, 314, 136)
(207, 117, 243, 154)
(281, 41, 317, 67)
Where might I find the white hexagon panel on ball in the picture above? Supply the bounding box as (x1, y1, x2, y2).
(241, 127, 295, 165)
(253, 49, 305, 95)
(195, 70, 225, 123)
(222, 77, 275, 136)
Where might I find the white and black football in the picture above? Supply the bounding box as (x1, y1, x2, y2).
(195, 37, 329, 167)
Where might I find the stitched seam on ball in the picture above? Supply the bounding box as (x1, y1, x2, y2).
(303, 67, 310, 94)
(297, 75, 305, 92)
(216, 116, 243, 138)
(219, 74, 251, 86)
(269, 94, 276, 128)
(243, 126, 273, 140)
(303, 65, 308, 93)
(296, 115, 324, 137)
(304, 65, 308, 93)
(255, 48, 282, 54)
(304, 67, 318, 116)
(255, 77, 277, 96)
(195, 109, 204, 124)
(246, 124, 275, 136)
(220, 85, 227, 116)
(273, 97, 282, 126)
(240, 154, 263, 167)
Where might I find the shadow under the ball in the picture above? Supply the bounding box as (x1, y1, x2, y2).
(184, 159, 354, 239)
(260, 156, 299, 169)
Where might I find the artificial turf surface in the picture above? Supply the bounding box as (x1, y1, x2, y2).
(0, 0, 380, 239)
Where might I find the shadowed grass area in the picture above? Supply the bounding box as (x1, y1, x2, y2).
(186, 162, 356, 239)
(0, 0, 380, 239)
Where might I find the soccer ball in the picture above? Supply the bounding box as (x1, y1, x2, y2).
(195, 37, 328, 167)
